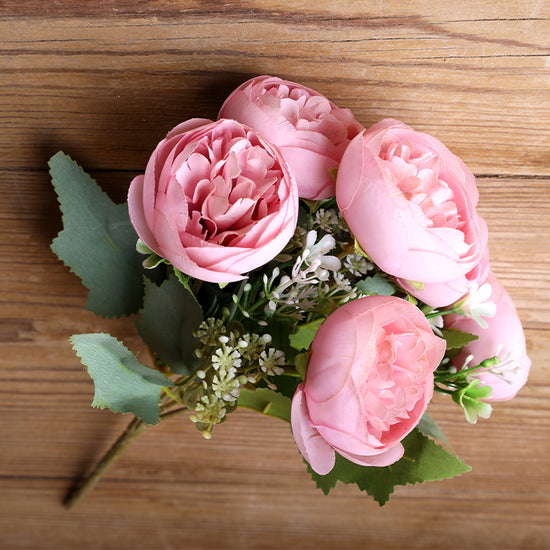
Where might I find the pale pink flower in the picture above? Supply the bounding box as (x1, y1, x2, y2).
(445, 272, 531, 401)
(398, 247, 491, 308)
(128, 118, 298, 283)
(336, 119, 489, 307)
(219, 75, 363, 200)
(291, 295, 446, 475)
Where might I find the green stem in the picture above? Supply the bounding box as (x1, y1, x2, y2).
(160, 406, 188, 420)
(162, 386, 185, 406)
(282, 370, 300, 377)
(64, 415, 148, 509)
(425, 308, 459, 319)
(244, 295, 269, 315)
(228, 280, 248, 321)
(434, 360, 495, 384)
(434, 385, 455, 395)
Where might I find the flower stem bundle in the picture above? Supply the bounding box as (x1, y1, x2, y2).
(51, 75, 530, 508)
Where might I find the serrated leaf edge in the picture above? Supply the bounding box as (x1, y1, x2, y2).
(48, 152, 141, 319)
(69, 332, 169, 425)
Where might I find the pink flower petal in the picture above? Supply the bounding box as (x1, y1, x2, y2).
(291, 385, 335, 475)
(219, 75, 363, 199)
(298, 296, 445, 469)
(127, 118, 298, 283)
(336, 119, 489, 306)
(337, 442, 404, 468)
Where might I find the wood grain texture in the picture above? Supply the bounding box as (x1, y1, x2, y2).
(1, 2, 549, 549)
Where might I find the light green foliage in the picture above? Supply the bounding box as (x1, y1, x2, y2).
(355, 272, 396, 296)
(307, 428, 471, 505)
(49, 152, 144, 317)
(452, 379, 493, 424)
(417, 412, 450, 446)
(70, 333, 173, 424)
(237, 387, 292, 423)
(289, 318, 324, 351)
(136, 275, 203, 375)
(441, 327, 479, 350)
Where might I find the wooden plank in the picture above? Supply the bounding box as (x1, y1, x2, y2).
(0, 0, 549, 19)
(1, 166, 548, 547)
(0, 5, 549, 173)
(1, 2, 549, 549)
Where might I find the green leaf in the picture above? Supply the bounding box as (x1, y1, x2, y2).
(289, 318, 324, 351)
(142, 254, 165, 269)
(70, 333, 173, 424)
(270, 372, 301, 401)
(135, 275, 203, 376)
(263, 317, 297, 361)
(417, 413, 450, 446)
(440, 327, 479, 350)
(355, 272, 396, 296)
(49, 152, 144, 317)
(173, 268, 195, 294)
(308, 428, 470, 505)
(294, 351, 310, 380)
(237, 387, 292, 423)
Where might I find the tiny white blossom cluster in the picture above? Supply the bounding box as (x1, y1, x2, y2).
(460, 344, 522, 386)
(262, 227, 373, 320)
(187, 319, 286, 438)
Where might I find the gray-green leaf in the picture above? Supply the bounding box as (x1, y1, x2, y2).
(135, 275, 203, 375)
(417, 413, 450, 446)
(308, 428, 470, 505)
(237, 387, 292, 423)
(50, 152, 144, 317)
(71, 333, 173, 424)
(355, 272, 396, 296)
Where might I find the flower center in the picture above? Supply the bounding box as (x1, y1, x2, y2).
(357, 327, 427, 442)
(380, 139, 461, 231)
(174, 130, 283, 246)
(259, 82, 355, 151)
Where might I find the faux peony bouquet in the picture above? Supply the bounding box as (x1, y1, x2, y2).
(51, 75, 530, 508)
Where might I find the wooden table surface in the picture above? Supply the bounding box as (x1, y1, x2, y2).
(1, 2, 549, 549)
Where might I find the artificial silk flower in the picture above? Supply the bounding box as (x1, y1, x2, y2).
(49, 76, 530, 508)
(291, 295, 446, 475)
(128, 118, 299, 283)
(219, 75, 363, 200)
(336, 119, 489, 307)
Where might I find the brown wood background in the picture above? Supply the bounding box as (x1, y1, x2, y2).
(1, 1, 549, 549)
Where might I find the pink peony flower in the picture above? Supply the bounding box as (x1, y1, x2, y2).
(128, 118, 298, 283)
(219, 75, 364, 200)
(398, 247, 491, 308)
(291, 295, 446, 475)
(445, 272, 531, 401)
(336, 119, 489, 307)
